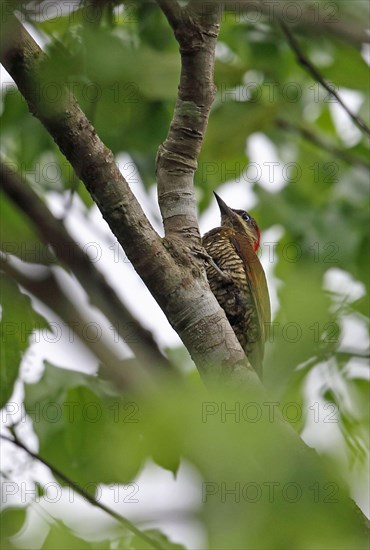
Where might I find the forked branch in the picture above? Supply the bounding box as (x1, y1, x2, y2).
(0, 10, 255, 386)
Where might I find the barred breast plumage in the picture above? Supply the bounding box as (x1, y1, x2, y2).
(202, 194, 270, 378)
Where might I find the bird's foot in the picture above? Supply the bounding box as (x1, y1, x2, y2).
(195, 249, 233, 282)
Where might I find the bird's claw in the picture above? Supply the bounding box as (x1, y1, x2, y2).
(195, 249, 232, 282)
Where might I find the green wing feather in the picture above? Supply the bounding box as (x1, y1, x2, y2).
(231, 234, 271, 372)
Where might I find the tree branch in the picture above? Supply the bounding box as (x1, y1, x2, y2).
(276, 118, 370, 171)
(0, 160, 172, 375)
(0, 434, 162, 550)
(155, 1, 222, 243)
(0, 15, 161, 267)
(0, 11, 255, 386)
(152, 2, 257, 381)
(279, 21, 370, 139)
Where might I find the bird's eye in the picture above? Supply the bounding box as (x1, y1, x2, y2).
(242, 212, 250, 222)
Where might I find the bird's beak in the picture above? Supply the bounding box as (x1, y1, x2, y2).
(213, 192, 233, 217)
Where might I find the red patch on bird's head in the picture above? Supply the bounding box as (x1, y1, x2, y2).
(254, 227, 261, 252)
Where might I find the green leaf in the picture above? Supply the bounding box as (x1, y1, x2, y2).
(0, 507, 27, 549)
(42, 519, 109, 549)
(23, 367, 370, 549)
(24, 363, 145, 487)
(0, 191, 54, 265)
(138, 384, 369, 550)
(0, 89, 56, 169)
(136, 2, 178, 52)
(197, 100, 278, 205)
(130, 530, 185, 550)
(41, 27, 181, 102)
(36, 8, 86, 38)
(0, 274, 49, 408)
(323, 40, 370, 91)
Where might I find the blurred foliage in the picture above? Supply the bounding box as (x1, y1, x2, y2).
(0, 506, 26, 549)
(0, 191, 54, 263)
(12, 366, 370, 548)
(0, 0, 369, 548)
(0, 274, 49, 408)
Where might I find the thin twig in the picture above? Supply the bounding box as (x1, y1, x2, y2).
(280, 21, 370, 138)
(222, 0, 369, 49)
(276, 118, 370, 171)
(0, 434, 162, 550)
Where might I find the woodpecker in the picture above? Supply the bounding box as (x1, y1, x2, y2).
(202, 193, 271, 378)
